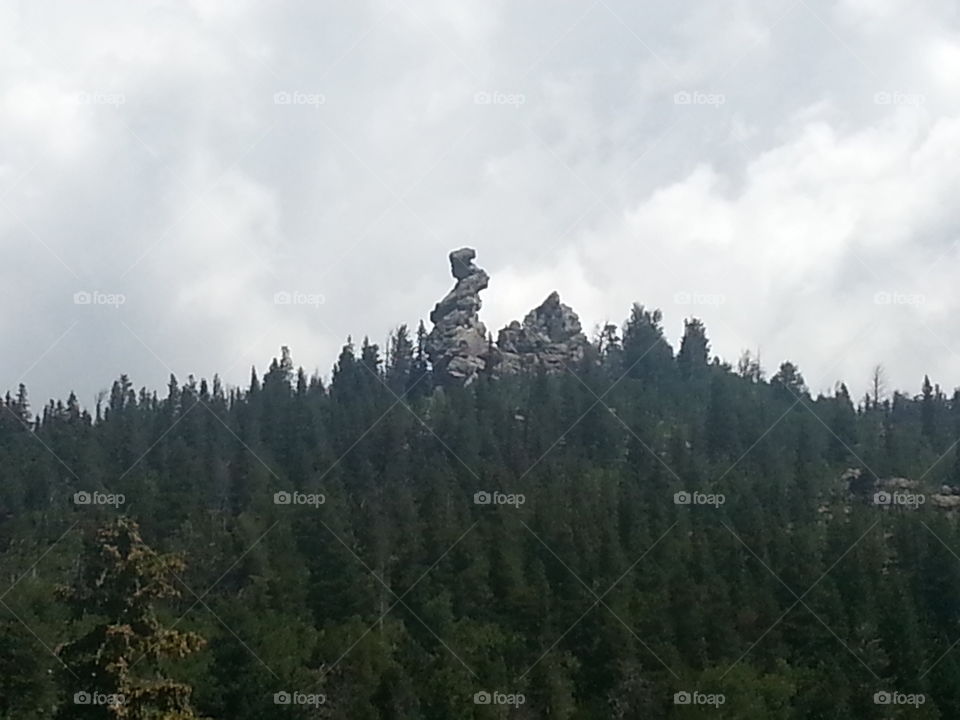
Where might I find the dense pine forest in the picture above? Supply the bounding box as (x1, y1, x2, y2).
(4, 309, 960, 718)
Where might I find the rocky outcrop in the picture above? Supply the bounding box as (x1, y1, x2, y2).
(426, 248, 491, 386)
(931, 494, 960, 509)
(494, 291, 588, 374)
(425, 249, 590, 385)
(932, 485, 960, 509)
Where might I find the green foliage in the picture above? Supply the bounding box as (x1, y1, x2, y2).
(55, 517, 208, 720)
(2, 323, 960, 718)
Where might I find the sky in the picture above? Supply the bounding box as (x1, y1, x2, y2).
(2, 0, 959, 408)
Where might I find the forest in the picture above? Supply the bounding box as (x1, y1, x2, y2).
(3, 308, 960, 718)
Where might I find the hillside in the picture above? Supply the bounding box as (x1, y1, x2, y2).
(2, 271, 960, 718)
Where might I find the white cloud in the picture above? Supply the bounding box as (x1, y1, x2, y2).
(533, 108, 960, 396)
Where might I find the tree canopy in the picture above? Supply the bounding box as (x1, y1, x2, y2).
(2, 314, 960, 718)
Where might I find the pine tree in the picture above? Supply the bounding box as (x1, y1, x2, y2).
(0, 617, 56, 718)
(921, 374, 936, 443)
(829, 383, 857, 462)
(386, 324, 415, 394)
(622, 304, 673, 381)
(951, 389, 960, 488)
(771, 361, 807, 402)
(596, 322, 623, 373)
(736, 349, 763, 383)
(676, 318, 709, 379)
(14, 383, 30, 423)
(409, 320, 432, 399)
(56, 517, 208, 720)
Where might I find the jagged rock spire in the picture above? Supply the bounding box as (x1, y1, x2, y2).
(495, 291, 588, 374)
(426, 248, 491, 385)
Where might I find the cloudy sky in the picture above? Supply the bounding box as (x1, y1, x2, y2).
(2, 0, 958, 407)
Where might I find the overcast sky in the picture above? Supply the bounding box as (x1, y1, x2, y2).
(2, 0, 959, 408)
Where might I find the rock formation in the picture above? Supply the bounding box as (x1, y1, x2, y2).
(425, 248, 492, 385)
(425, 248, 589, 385)
(931, 494, 960, 509)
(494, 291, 588, 374)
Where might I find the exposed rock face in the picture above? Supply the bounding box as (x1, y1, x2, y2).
(840, 468, 861, 485)
(495, 291, 588, 374)
(426, 248, 491, 385)
(931, 494, 960, 509)
(879, 477, 919, 491)
(449, 247, 478, 280)
(910, 484, 960, 510)
(425, 249, 589, 384)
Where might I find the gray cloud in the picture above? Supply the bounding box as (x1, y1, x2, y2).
(2, 0, 959, 406)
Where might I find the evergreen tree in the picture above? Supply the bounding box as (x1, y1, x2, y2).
(771, 361, 807, 402)
(56, 517, 208, 720)
(622, 304, 673, 381)
(386, 324, 415, 394)
(4, 310, 960, 717)
(921, 374, 936, 444)
(409, 320, 433, 398)
(676, 318, 709, 379)
(828, 383, 857, 462)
